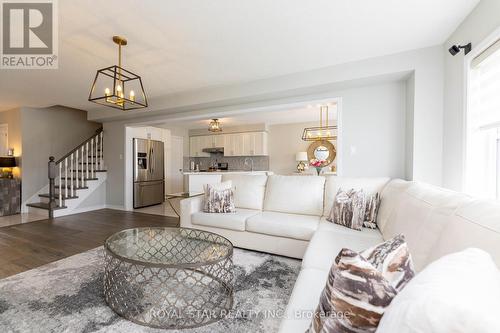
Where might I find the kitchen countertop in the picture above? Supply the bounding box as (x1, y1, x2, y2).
(182, 170, 270, 175)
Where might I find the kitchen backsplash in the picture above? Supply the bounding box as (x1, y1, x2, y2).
(184, 156, 269, 171)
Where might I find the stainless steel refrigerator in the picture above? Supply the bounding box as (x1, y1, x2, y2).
(133, 138, 165, 208)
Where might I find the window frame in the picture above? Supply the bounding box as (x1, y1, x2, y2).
(463, 26, 500, 195)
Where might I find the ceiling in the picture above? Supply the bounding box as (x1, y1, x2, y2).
(157, 102, 338, 130)
(0, 0, 479, 113)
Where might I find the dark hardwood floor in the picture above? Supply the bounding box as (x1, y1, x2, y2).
(0, 209, 178, 279)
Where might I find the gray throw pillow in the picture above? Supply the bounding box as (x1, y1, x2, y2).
(327, 188, 366, 231)
(363, 192, 381, 229)
(203, 183, 235, 213)
(308, 235, 415, 333)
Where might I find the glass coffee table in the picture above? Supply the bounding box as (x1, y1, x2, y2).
(104, 227, 234, 329)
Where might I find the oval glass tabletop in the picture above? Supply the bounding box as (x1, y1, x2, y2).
(104, 227, 233, 267)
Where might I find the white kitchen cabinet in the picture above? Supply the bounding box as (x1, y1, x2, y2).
(251, 132, 268, 156)
(185, 174, 222, 192)
(189, 136, 210, 157)
(213, 134, 226, 148)
(242, 132, 268, 156)
(191, 131, 268, 157)
(224, 134, 244, 156)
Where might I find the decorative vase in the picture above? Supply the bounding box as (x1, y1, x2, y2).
(315, 167, 322, 175)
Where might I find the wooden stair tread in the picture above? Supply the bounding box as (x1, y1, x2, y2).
(27, 202, 66, 210)
(39, 193, 78, 200)
(60, 177, 98, 181)
(54, 185, 89, 190)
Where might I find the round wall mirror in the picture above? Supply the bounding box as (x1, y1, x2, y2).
(307, 140, 336, 167)
(314, 146, 330, 161)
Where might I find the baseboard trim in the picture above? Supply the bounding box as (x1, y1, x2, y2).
(104, 205, 126, 211)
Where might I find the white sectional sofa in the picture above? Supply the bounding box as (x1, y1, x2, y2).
(180, 174, 500, 333)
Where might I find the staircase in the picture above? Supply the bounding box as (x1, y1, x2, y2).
(27, 128, 106, 218)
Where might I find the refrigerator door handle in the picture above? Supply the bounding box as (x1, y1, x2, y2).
(151, 146, 154, 174)
(148, 146, 152, 174)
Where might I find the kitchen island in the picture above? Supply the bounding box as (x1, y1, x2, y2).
(183, 170, 271, 193)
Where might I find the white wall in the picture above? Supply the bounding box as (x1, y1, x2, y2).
(405, 75, 415, 180)
(443, 0, 500, 191)
(268, 121, 319, 175)
(21, 106, 101, 204)
(340, 82, 407, 179)
(268, 82, 406, 178)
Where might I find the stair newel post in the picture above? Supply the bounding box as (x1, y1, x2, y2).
(64, 157, 68, 199)
(100, 131, 104, 170)
(48, 156, 56, 218)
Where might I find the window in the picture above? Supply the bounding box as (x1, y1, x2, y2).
(466, 38, 500, 199)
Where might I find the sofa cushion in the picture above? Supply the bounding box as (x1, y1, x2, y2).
(377, 248, 500, 333)
(377, 179, 412, 232)
(381, 181, 472, 271)
(221, 174, 268, 210)
(323, 176, 390, 217)
(246, 211, 320, 241)
(278, 268, 329, 333)
(427, 199, 500, 269)
(192, 208, 259, 231)
(302, 218, 383, 271)
(264, 175, 325, 216)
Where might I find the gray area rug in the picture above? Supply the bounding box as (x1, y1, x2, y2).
(0, 247, 301, 333)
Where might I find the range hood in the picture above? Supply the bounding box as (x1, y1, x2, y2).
(202, 147, 224, 154)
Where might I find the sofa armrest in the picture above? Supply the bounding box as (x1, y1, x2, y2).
(180, 196, 204, 228)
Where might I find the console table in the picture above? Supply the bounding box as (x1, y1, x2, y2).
(0, 178, 21, 216)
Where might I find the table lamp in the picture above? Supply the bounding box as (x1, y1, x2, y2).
(295, 152, 308, 173)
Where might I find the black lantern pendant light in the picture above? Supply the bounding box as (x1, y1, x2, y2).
(88, 36, 148, 111)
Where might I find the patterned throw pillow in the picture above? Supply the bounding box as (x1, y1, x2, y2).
(327, 188, 366, 231)
(203, 181, 235, 213)
(363, 192, 381, 229)
(361, 234, 415, 291)
(308, 235, 415, 333)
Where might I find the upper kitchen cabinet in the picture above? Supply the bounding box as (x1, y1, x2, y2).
(190, 132, 268, 157)
(224, 134, 243, 156)
(189, 136, 210, 157)
(213, 135, 226, 148)
(248, 131, 268, 156)
(224, 132, 268, 156)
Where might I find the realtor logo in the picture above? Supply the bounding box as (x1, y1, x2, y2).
(1, 0, 58, 69)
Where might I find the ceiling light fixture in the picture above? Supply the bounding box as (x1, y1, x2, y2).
(88, 36, 148, 111)
(302, 105, 337, 141)
(208, 119, 222, 132)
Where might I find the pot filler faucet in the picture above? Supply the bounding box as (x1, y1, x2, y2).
(244, 157, 254, 172)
